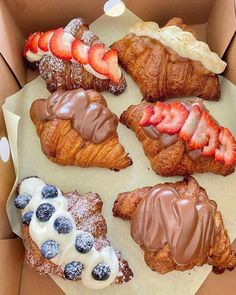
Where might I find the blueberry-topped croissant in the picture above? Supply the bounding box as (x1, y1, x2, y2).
(23, 17, 126, 95)
(15, 177, 133, 289)
(30, 89, 132, 170)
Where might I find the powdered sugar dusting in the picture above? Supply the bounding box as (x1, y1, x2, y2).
(109, 73, 127, 95)
(20, 185, 133, 286)
(81, 30, 100, 46)
(64, 17, 87, 36)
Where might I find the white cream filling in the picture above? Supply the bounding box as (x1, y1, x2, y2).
(130, 21, 227, 74)
(19, 177, 119, 290)
(26, 50, 43, 62)
(83, 64, 108, 79)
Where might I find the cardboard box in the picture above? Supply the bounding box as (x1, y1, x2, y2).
(0, 0, 235, 293)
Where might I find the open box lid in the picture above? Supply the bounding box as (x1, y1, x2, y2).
(0, 0, 236, 294)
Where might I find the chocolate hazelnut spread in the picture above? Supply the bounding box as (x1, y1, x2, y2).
(35, 89, 118, 144)
(131, 184, 216, 265)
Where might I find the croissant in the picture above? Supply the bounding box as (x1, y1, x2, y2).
(30, 89, 132, 170)
(23, 17, 126, 95)
(113, 176, 236, 274)
(111, 17, 227, 102)
(120, 99, 236, 176)
(14, 176, 133, 289)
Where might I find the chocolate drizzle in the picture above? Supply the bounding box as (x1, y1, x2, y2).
(131, 184, 216, 265)
(35, 89, 118, 144)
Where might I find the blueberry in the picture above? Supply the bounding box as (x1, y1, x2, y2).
(36, 203, 55, 222)
(41, 240, 59, 259)
(92, 263, 111, 281)
(22, 211, 34, 225)
(75, 231, 94, 254)
(64, 261, 84, 280)
(42, 185, 58, 199)
(54, 216, 73, 234)
(14, 194, 32, 209)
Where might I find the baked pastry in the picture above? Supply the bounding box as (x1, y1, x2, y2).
(120, 98, 236, 176)
(30, 88, 132, 170)
(23, 17, 126, 95)
(14, 176, 133, 289)
(113, 176, 236, 274)
(111, 17, 227, 101)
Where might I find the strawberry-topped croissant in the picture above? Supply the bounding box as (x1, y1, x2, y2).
(23, 17, 126, 94)
(120, 98, 236, 176)
(30, 89, 132, 170)
(111, 17, 226, 101)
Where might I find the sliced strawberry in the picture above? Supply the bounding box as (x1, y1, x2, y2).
(23, 34, 34, 56)
(149, 102, 164, 125)
(71, 39, 89, 64)
(179, 105, 202, 141)
(139, 105, 154, 127)
(189, 111, 219, 155)
(38, 30, 55, 52)
(157, 102, 189, 134)
(103, 49, 120, 83)
(215, 127, 236, 166)
(50, 28, 75, 60)
(28, 32, 42, 53)
(88, 43, 108, 75)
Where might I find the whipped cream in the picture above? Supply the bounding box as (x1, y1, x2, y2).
(19, 177, 119, 290)
(83, 64, 108, 79)
(130, 22, 227, 74)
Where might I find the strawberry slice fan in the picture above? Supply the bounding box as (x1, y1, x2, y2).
(120, 99, 236, 176)
(23, 18, 125, 94)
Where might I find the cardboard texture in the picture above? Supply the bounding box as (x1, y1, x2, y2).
(0, 238, 24, 295)
(0, 0, 236, 294)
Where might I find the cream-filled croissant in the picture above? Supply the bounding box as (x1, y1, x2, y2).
(120, 99, 236, 176)
(14, 177, 133, 289)
(113, 176, 236, 274)
(112, 18, 226, 101)
(30, 89, 132, 170)
(23, 17, 126, 95)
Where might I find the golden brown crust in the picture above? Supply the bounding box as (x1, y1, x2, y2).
(111, 17, 220, 101)
(113, 177, 236, 274)
(120, 102, 234, 176)
(30, 91, 132, 170)
(22, 189, 133, 283)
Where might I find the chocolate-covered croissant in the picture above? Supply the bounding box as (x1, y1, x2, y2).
(120, 99, 236, 176)
(30, 89, 132, 170)
(113, 176, 236, 274)
(14, 177, 133, 290)
(24, 18, 126, 95)
(111, 17, 226, 101)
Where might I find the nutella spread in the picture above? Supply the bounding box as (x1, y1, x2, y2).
(35, 89, 118, 144)
(131, 185, 216, 265)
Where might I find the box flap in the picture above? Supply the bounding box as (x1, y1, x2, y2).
(197, 239, 236, 294)
(126, 0, 215, 25)
(0, 54, 19, 239)
(0, 238, 24, 295)
(224, 34, 236, 85)
(207, 0, 236, 57)
(3, 0, 105, 36)
(0, 1, 26, 87)
(20, 263, 64, 295)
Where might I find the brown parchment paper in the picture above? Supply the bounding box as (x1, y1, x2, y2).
(3, 8, 236, 295)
